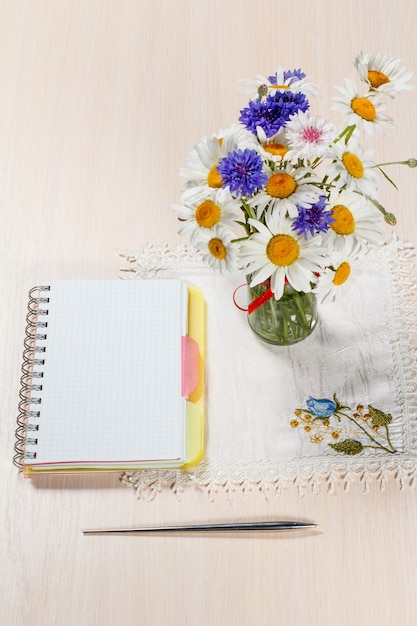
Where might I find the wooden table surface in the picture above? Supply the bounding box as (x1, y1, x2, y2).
(1, 2, 417, 624)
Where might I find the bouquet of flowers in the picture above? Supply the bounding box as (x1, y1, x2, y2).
(173, 52, 415, 343)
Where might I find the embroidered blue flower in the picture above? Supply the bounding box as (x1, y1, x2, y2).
(218, 148, 267, 197)
(306, 396, 337, 418)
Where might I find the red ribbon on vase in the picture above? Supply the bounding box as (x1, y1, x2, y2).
(233, 274, 320, 313)
(233, 280, 275, 314)
(247, 286, 274, 313)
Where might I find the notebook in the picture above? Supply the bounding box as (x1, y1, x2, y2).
(14, 279, 205, 475)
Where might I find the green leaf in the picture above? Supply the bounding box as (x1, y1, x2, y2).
(377, 167, 399, 190)
(333, 393, 350, 412)
(368, 405, 392, 427)
(234, 220, 247, 227)
(329, 439, 364, 455)
(344, 125, 356, 144)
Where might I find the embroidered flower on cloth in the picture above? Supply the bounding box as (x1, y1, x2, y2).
(290, 394, 397, 455)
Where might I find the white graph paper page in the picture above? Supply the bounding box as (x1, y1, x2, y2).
(27, 280, 187, 466)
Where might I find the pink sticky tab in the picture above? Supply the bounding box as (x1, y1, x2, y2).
(181, 336, 199, 396)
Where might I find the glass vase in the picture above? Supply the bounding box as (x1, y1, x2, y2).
(247, 279, 318, 346)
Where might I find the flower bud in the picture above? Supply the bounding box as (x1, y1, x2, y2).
(257, 84, 268, 99)
(407, 158, 417, 168)
(384, 212, 397, 226)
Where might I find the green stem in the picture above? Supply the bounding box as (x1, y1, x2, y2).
(367, 197, 397, 225)
(375, 159, 417, 168)
(240, 199, 257, 232)
(281, 302, 289, 343)
(362, 445, 395, 453)
(231, 235, 250, 243)
(310, 156, 323, 170)
(293, 291, 309, 328)
(267, 294, 279, 327)
(336, 410, 396, 454)
(384, 425, 396, 452)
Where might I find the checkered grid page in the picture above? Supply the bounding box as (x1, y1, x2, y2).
(29, 280, 187, 465)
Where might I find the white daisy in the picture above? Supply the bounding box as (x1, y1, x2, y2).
(239, 213, 326, 300)
(284, 110, 338, 161)
(239, 66, 319, 100)
(354, 51, 414, 97)
(322, 189, 386, 251)
(247, 162, 321, 219)
(219, 123, 259, 150)
(179, 124, 255, 202)
(255, 126, 290, 164)
(327, 137, 380, 197)
(314, 238, 364, 303)
(332, 78, 394, 137)
(172, 187, 240, 239)
(192, 225, 239, 273)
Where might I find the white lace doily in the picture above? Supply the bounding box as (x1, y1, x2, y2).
(118, 239, 417, 499)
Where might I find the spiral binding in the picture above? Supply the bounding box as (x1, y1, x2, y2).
(14, 285, 50, 469)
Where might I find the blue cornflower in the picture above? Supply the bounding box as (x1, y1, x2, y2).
(268, 68, 306, 84)
(292, 196, 334, 238)
(239, 91, 310, 138)
(218, 148, 267, 198)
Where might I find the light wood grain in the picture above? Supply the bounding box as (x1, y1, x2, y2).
(1, 1, 417, 624)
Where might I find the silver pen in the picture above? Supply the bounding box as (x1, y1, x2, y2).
(82, 521, 318, 535)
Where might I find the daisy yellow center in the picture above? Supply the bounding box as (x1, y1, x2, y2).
(330, 204, 355, 235)
(351, 97, 376, 121)
(267, 234, 299, 266)
(207, 164, 224, 188)
(368, 70, 390, 89)
(218, 137, 223, 148)
(270, 84, 290, 90)
(264, 142, 288, 158)
(195, 200, 221, 228)
(342, 152, 364, 179)
(333, 262, 351, 286)
(208, 238, 227, 260)
(266, 173, 297, 198)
